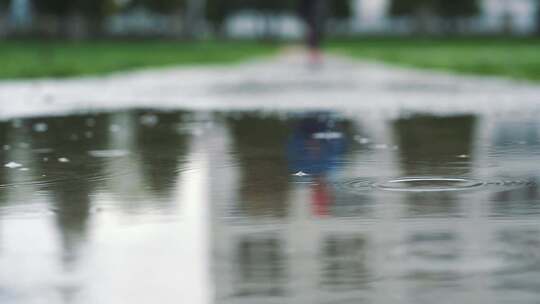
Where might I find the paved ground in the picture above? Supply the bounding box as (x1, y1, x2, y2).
(1, 50, 540, 119)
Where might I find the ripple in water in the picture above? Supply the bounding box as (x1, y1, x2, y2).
(0, 157, 136, 190)
(341, 177, 535, 194)
(375, 177, 485, 192)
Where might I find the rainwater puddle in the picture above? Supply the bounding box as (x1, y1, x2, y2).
(0, 109, 539, 304)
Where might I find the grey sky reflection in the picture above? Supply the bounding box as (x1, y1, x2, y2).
(0, 110, 539, 304)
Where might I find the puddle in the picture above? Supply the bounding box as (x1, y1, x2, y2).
(0, 109, 539, 304)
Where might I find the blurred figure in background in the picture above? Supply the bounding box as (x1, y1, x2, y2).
(298, 0, 327, 65)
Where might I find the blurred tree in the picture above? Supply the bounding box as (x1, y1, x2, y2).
(253, 0, 295, 39)
(435, 0, 479, 33)
(205, 0, 294, 39)
(136, 0, 185, 13)
(389, 0, 479, 33)
(33, 0, 72, 17)
(389, 0, 434, 33)
(536, 0, 540, 35)
(328, 0, 352, 34)
(205, 0, 351, 38)
(0, 0, 8, 27)
(33, 0, 118, 37)
(254, 0, 296, 12)
(329, 0, 352, 19)
(205, 0, 229, 35)
(435, 0, 479, 18)
(390, 0, 479, 17)
(129, 0, 208, 38)
(183, 0, 206, 38)
(389, 0, 431, 17)
(78, 0, 119, 35)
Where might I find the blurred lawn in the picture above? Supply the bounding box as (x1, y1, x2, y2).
(330, 38, 540, 81)
(3, 38, 540, 81)
(0, 40, 280, 79)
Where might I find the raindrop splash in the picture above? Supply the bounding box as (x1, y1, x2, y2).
(140, 114, 159, 127)
(33, 123, 48, 133)
(312, 132, 343, 140)
(109, 125, 120, 133)
(88, 150, 130, 158)
(355, 136, 371, 144)
(293, 171, 310, 177)
(4, 162, 23, 169)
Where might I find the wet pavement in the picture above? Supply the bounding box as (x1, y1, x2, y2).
(2, 51, 540, 118)
(1, 54, 540, 303)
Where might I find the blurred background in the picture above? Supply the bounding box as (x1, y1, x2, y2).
(2, 3, 540, 304)
(1, 0, 539, 39)
(0, 0, 539, 80)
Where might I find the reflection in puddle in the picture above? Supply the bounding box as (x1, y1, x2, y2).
(320, 235, 371, 291)
(235, 237, 287, 297)
(0, 110, 539, 303)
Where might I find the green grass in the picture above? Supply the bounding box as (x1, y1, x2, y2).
(3, 38, 540, 81)
(0, 40, 280, 79)
(329, 37, 540, 81)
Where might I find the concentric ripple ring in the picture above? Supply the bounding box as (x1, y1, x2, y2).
(374, 177, 486, 192)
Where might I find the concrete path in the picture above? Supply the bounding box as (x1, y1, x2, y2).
(1, 50, 540, 119)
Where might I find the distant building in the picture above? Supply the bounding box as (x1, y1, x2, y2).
(479, 0, 538, 34)
(350, 0, 539, 34)
(224, 0, 538, 38)
(226, 12, 304, 39)
(8, 0, 32, 30)
(106, 7, 183, 37)
(2, 0, 538, 37)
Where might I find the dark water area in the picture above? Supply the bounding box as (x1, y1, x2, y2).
(0, 109, 539, 303)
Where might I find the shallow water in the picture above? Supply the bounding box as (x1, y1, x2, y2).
(0, 109, 539, 304)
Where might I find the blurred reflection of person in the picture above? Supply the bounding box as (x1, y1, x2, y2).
(298, 0, 326, 65)
(287, 114, 347, 216)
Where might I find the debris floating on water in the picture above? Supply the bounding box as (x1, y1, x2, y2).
(11, 119, 22, 128)
(109, 125, 120, 133)
(191, 128, 204, 136)
(312, 132, 343, 140)
(5, 162, 23, 169)
(85, 118, 96, 127)
(88, 150, 130, 158)
(457, 154, 470, 159)
(354, 136, 371, 144)
(33, 123, 48, 133)
(58, 157, 70, 163)
(33, 148, 53, 154)
(140, 114, 159, 127)
(293, 171, 310, 177)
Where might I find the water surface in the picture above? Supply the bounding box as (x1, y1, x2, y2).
(0, 109, 539, 304)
